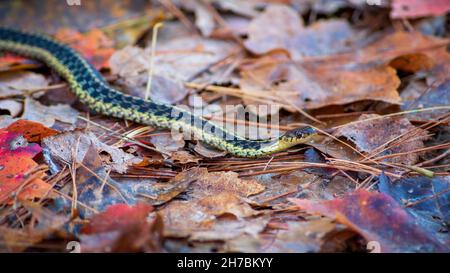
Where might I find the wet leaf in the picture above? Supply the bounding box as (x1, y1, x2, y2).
(289, 189, 448, 252)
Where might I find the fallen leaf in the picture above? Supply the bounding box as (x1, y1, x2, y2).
(240, 57, 401, 110)
(0, 202, 69, 252)
(378, 174, 450, 242)
(80, 203, 162, 252)
(335, 114, 429, 165)
(170, 150, 201, 164)
(110, 34, 236, 82)
(289, 189, 448, 252)
(264, 218, 341, 253)
(42, 130, 141, 174)
(0, 99, 22, 117)
(22, 97, 79, 127)
(187, 168, 265, 198)
(0, 71, 49, 99)
(401, 79, 450, 121)
(391, 0, 450, 19)
(6, 120, 58, 142)
(194, 141, 227, 158)
(0, 130, 50, 204)
(109, 46, 189, 104)
(160, 191, 266, 239)
(148, 132, 185, 157)
(244, 5, 362, 59)
(55, 28, 115, 70)
(0, 0, 154, 34)
(81, 203, 153, 234)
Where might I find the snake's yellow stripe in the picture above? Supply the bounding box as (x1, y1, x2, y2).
(0, 27, 316, 157)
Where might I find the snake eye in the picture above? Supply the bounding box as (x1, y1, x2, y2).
(283, 126, 316, 138)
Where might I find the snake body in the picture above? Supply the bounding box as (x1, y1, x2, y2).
(0, 27, 316, 157)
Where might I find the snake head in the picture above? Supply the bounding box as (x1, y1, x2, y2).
(279, 126, 317, 148)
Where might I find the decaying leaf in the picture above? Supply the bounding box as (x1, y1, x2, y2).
(0, 99, 22, 117)
(240, 56, 401, 110)
(335, 114, 429, 165)
(170, 150, 201, 164)
(160, 191, 267, 240)
(188, 168, 265, 198)
(244, 5, 361, 59)
(80, 203, 162, 252)
(391, 0, 450, 19)
(289, 189, 448, 252)
(55, 28, 115, 70)
(194, 141, 227, 158)
(0, 71, 49, 99)
(5, 120, 58, 142)
(0, 202, 69, 252)
(22, 98, 79, 128)
(110, 34, 236, 83)
(401, 79, 450, 121)
(264, 218, 342, 253)
(148, 132, 185, 157)
(378, 174, 450, 242)
(42, 130, 141, 174)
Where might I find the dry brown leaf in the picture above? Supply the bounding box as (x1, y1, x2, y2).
(264, 218, 339, 253)
(0, 99, 22, 117)
(170, 150, 201, 164)
(194, 141, 227, 158)
(42, 130, 142, 174)
(159, 191, 266, 240)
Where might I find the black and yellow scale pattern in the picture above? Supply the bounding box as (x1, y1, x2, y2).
(0, 27, 317, 157)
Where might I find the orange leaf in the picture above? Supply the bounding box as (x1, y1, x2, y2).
(289, 189, 448, 252)
(0, 130, 49, 204)
(6, 120, 59, 142)
(391, 0, 450, 19)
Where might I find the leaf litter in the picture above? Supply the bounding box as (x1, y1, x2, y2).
(0, 0, 449, 253)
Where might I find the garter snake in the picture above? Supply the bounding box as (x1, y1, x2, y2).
(0, 27, 317, 157)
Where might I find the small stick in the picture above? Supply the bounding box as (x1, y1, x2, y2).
(145, 22, 164, 101)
